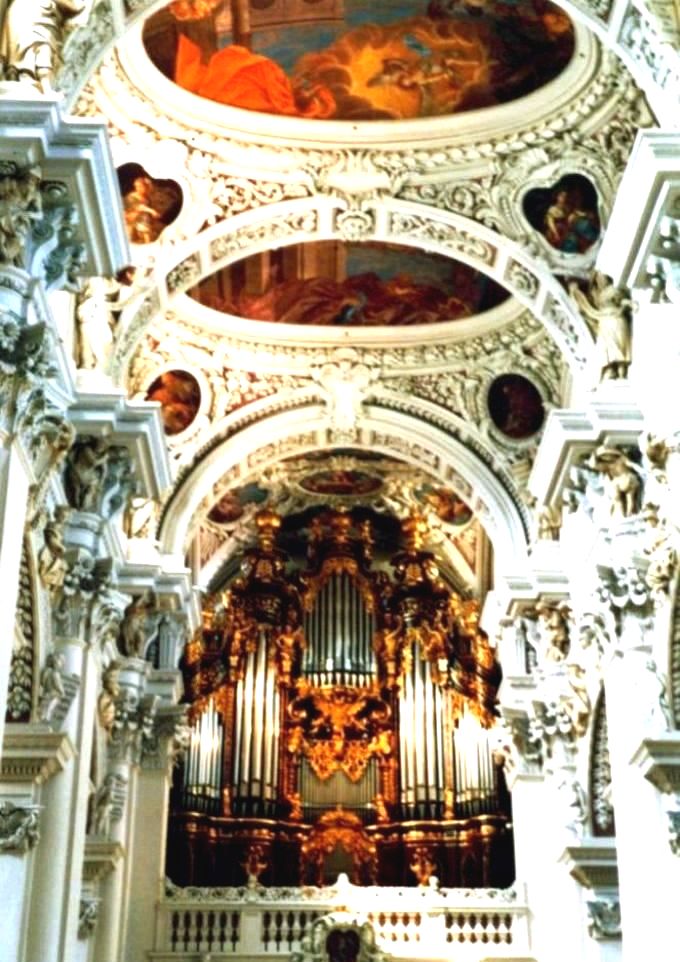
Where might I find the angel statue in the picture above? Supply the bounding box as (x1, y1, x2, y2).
(569, 272, 632, 381)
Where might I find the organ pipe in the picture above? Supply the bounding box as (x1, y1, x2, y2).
(303, 573, 376, 686)
(183, 698, 224, 812)
(230, 631, 280, 812)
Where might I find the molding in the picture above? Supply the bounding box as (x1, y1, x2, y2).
(1, 725, 74, 785)
(83, 837, 125, 882)
(529, 384, 645, 506)
(599, 131, 680, 293)
(0, 92, 128, 275)
(630, 734, 680, 793)
(560, 836, 619, 889)
(67, 388, 172, 498)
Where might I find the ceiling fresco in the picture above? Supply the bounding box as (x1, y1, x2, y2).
(189, 240, 509, 326)
(143, 0, 574, 121)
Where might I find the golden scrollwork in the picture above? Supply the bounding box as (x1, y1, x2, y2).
(287, 682, 392, 782)
(409, 844, 437, 886)
(301, 808, 377, 885)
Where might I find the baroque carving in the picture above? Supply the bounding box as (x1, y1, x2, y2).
(97, 664, 120, 736)
(589, 694, 615, 836)
(109, 679, 158, 766)
(587, 899, 621, 940)
(56, 0, 114, 98)
(37, 507, 70, 594)
(0, 0, 85, 91)
(119, 590, 160, 659)
(287, 683, 391, 783)
(586, 446, 643, 519)
(0, 802, 40, 852)
(569, 273, 632, 381)
(90, 772, 127, 837)
(63, 436, 135, 517)
(7, 542, 35, 722)
(77, 897, 100, 939)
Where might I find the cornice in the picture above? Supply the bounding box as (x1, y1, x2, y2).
(83, 837, 125, 882)
(1, 725, 75, 785)
(561, 836, 619, 890)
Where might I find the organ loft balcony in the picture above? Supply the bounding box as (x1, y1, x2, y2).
(156, 509, 518, 959)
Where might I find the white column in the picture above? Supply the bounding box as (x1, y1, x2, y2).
(93, 658, 150, 962)
(121, 706, 185, 962)
(603, 644, 680, 961)
(24, 624, 100, 961)
(508, 766, 590, 962)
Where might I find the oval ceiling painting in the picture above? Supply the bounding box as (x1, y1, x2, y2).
(188, 240, 509, 326)
(143, 0, 574, 121)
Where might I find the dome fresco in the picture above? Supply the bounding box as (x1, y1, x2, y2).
(143, 0, 574, 121)
(188, 240, 510, 326)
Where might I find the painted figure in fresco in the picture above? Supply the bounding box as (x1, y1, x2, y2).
(540, 182, 600, 254)
(123, 176, 164, 244)
(204, 269, 502, 327)
(151, 0, 574, 121)
(145, 370, 201, 435)
(488, 374, 544, 439)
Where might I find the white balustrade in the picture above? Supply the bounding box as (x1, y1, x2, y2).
(150, 881, 530, 961)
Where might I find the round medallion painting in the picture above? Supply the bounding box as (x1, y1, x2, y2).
(487, 373, 544, 440)
(145, 370, 201, 435)
(143, 0, 574, 121)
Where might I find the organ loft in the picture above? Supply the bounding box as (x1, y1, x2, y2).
(171, 509, 512, 888)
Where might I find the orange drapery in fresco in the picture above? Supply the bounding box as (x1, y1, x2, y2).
(175, 35, 334, 117)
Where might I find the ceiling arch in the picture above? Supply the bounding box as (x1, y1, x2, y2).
(157, 392, 532, 579)
(112, 194, 596, 380)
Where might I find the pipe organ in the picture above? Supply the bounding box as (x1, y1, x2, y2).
(169, 510, 513, 888)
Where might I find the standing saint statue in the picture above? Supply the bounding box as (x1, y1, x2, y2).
(0, 0, 85, 90)
(569, 272, 632, 381)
